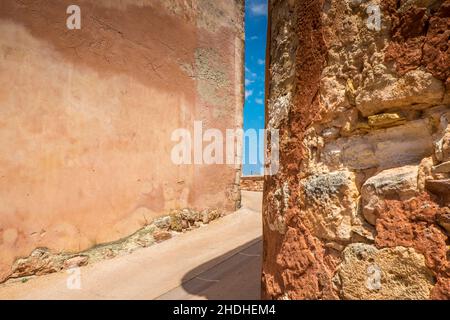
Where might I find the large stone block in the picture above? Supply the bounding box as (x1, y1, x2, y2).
(299, 171, 359, 241)
(361, 165, 419, 225)
(321, 119, 434, 170)
(356, 70, 445, 116)
(337, 244, 434, 300)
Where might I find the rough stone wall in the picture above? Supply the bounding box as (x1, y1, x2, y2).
(241, 176, 264, 192)
(0, 0, 244, 282)
(262, 0, 450, 299)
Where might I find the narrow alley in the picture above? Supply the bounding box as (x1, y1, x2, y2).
(0, 191, 262, 300)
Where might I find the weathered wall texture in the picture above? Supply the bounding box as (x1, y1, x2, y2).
(241, 176, 264, 192)
(0, 0, 244, 282)
(262, 0, 450, 299)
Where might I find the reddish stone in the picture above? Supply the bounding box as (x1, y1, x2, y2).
(431, 277, 450, 299)
(263, 0, 450, 301)
(375, 193, 450, 299)
(262, 226, 339, 300)
(262, 0, 330, 300)
(383, 0, 450, 83)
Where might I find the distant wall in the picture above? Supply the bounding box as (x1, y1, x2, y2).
(0, 0, 244, 282)
(241, 176, 264, 192)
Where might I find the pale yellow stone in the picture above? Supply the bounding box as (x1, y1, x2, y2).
(361, 165, 419, 225)
(299, 171, 359, 241)
(356, 70, 445, 117)
(321, 119, 433, 170)
(368, 113, 406, 128)
(338, 244, 434, 300)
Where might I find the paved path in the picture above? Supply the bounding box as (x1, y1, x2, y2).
(0, 191, 262, 300)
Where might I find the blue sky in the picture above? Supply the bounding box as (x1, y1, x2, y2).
(242, 0, 267, 176)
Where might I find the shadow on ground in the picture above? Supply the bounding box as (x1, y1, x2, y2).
(158, 237, 262, 300)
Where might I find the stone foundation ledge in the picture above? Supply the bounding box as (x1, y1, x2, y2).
(1, 208, 223, 285)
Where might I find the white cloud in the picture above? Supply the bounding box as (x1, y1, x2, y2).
(245, 66, 257, 78)
(250, 3, 268, 16)
(250, 36, 259, 40)
(245, 78, 254, 86)
(257, 59, 265, 65)
(245, 90, 254, 99)
(255, 98, 264, 105)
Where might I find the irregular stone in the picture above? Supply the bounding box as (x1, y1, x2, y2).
(384, 1, 450, 82)
(436, 207, 450, 233)
(356, 70, 444, 117)
(207, 209, 221, 221)
(192, 221, 202, 228)
(373, 193, 450, 299)
(345, 79, 356, 105)
(299, 171, 359, 241)
(201, 210, 210, 224)
(338, 244, 434, 300)
(375, 194, 448, 273)
(431, 277, 450, 300)
(351, 224, 376, 243)
(337, 120, 372, 138)
(322, 119, 433, 170)
(268, 93, 292, 129)
(435, 130, 450, 162)
(169, 212, 184, 232)
(135, 238, 150, 248)
(63, 256, 89, 269)
(100, 248, 115, 259)
(262, 227, 340, 300)
(153, 216, 171, 230)
(10, 249, 63, 279)
(361, 166, 419, 225)
(399, 0, 440, 12)
(418, 156, 434, 192)
(432, 161, 450, 174)
(426, 179, 450, 204)
(126, 224, 155, 245)
(321, 127, 340, 141)
(153, 230, 172, 242)
(368, 113, 406, 128)
(325, 242, 345, 252)
(181, 209, 199, 223)
(426, 179, 450, 194)
(420, 4, 449, 81)
(444, 86, 450, 105)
